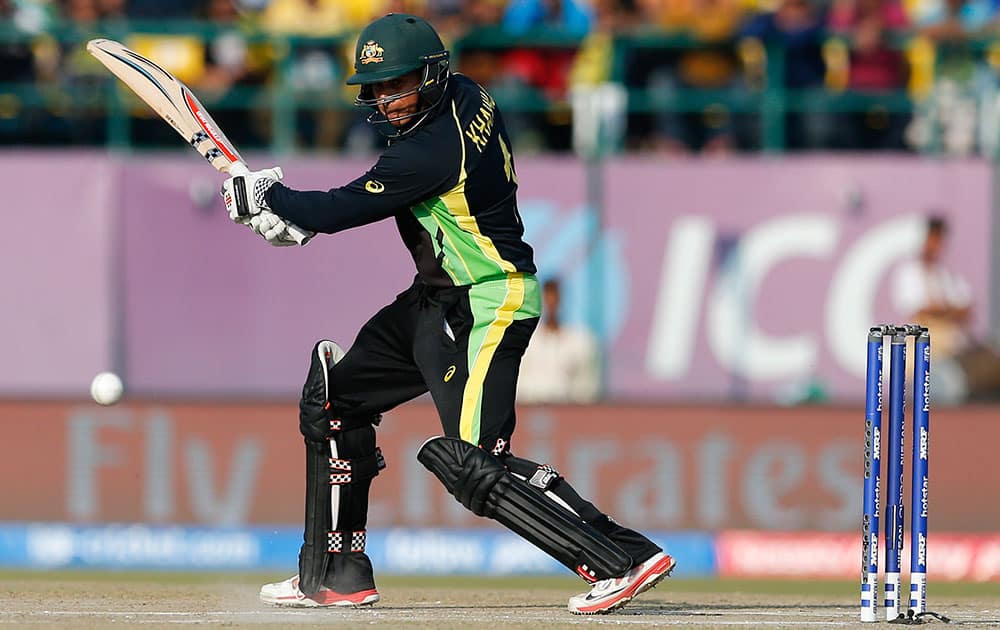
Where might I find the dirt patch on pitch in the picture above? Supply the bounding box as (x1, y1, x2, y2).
(1, 576, 997, 629)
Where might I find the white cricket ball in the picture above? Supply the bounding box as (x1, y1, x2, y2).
(90, 371, 124, 406)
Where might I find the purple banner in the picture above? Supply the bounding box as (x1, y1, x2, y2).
(604, 157, 992, 400)
(0, 152, 992, 401)
(0, 152, 116, 394)
(118, 156, 410, 396)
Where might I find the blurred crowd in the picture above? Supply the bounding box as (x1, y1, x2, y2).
(5, 0, 1000, 154)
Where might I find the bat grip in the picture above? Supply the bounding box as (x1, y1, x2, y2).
(228, 161, 250, 176)
(285, 223, 314, 246)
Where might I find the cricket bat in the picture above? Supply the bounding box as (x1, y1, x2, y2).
(87, 38, 312, 245)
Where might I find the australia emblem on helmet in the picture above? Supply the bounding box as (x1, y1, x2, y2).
(360, 40, 384, 65)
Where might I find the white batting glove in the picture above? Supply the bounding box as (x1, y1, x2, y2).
(249, 211, 293, 247)
(247, 211, 314, 247)
(222, 164, 314, 246)
(222, 165, 283, 223)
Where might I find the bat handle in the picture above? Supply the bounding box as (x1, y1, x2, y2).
(285, 223, 314, 246)
(228, 161, 250, 176)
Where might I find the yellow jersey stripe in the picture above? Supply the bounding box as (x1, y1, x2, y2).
(441, 101, 517, 276)
(459, 273, 526, 443)
(430, 212, 475, 284)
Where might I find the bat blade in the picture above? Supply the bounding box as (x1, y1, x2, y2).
(87, 38, 244, 173)
(87, 38, 313, 245)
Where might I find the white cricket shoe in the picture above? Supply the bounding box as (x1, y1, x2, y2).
(259, 575, 380, 608)
(567, 552, 675, 615)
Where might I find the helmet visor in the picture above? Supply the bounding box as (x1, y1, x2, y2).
(354, 59, 450, 137)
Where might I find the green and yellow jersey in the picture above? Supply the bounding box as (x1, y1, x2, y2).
(267, 74, 536, 288)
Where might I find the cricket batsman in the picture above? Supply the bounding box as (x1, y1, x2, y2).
(221, 13, 674, 614)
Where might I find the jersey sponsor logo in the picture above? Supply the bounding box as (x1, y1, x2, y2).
(365, 179, 385, 193)
(360, 41, 384, 65)
(444, 365, 456, 382)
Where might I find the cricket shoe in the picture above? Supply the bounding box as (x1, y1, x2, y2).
(567, 552, 675, 615)
(259, 575, 379, 608)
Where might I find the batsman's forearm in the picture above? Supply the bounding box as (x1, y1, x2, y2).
(266, 184, 393, 234)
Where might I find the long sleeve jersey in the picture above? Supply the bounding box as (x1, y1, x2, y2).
(266, 74, 536, 287)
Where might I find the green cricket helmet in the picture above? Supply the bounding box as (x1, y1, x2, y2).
(346, 13, 451, 137)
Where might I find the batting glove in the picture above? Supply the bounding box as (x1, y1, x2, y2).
(222, 165, 283, 224)
(250, 211, 312, 247)
(222, 165, 314, 246)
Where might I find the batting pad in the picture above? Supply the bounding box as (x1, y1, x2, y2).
(417, 436, 632, 582)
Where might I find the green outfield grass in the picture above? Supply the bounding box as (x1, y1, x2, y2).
(2, 570, 996, 599)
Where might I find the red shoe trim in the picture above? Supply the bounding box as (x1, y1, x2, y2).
(574, 555, 675, 613)
(575, 566, 598, 583)
(311, 588, 379, 605)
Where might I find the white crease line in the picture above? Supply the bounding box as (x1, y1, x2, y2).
(0, 612, 856, 627)
(0, 608, 985, 626)
(0, 610, 857, 624)
(3, 609, 857, 616)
